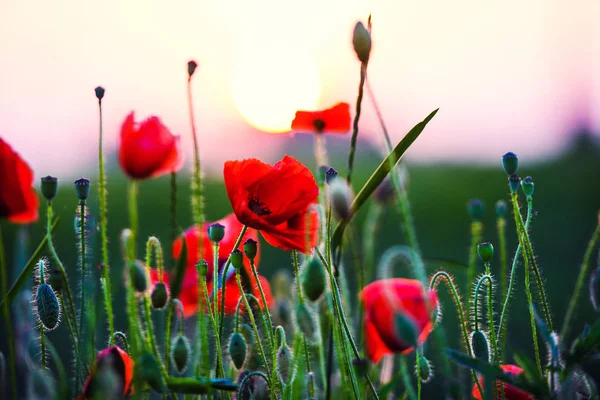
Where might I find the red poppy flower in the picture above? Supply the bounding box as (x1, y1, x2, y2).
(118, 112, 183, 180)
(291, 102, 351, 135)
(0, 138, 38, 223)
(472, 364, 533, 400)
(360, 278, 438, 363)
(78, 346, 134, 399)
(224, 155, 319, 252)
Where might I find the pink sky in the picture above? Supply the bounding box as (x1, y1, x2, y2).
(1, 0, 599, 179)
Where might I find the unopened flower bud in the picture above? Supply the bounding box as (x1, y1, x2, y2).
(95, 86, 105, 100)
(150, 282, 169, 310)
(502, 152, 518, 175)
(294, 303, 318, 343)
(521, 176, 534, 198)
(495, 200, 508, 219)
(374, 175, 395, 204)
(301, 257, 326, 302)
(187, 60, 198, 77)
(228, 332, 248, 370)
(74, 178, 91, 201)
(196, 260, 208, 277)
(590, 267, 600, 311)
(352, 21, 371, 64)
(325, 167, 338, 184)
(40, 176, 58, 202)
(467, 198, 484, 221)
(470, 330, 490, 363)
(330, 178, 353, 220)
(208, 223, 225, 243)
(477, 242, 494, 263)
(230, 250, 244, 270)
(276, 343, 293, 383)
(416, 356, 433, 383)
(171, 335, 190, 374)
(129, 260, 148, 293)
(509, 174, 521, 194)
(243, 238, 258, 261)
(36, 283, 61, 331)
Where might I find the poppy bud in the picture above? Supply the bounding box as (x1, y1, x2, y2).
(330, 178, 353, 220)
(140, 352, 167, 392)
(230, 250, 244, 270)
(170, 335, 190, 374)
(352, 358, 369, 378)
(276, 343, 293, 383)
(467, 198, 485, 221)
(294, 303, 318, 343)
(317, 166, 328, 186)
(301, 257, 326, 302)
(521, 176, 535, 198)
(129, 260, 148, 293)
(196, 260, 208, 276)
(502, 152, 519, 175)
(325, 167, 338, 184)
(95, 86, 105, 100)
(590, 267, 600, 311)
(470, 330, 490, 363)
(228, 332, 248, 370)
(188, 60, 198, 77)
(151, 282, 169, 310)
(374, 175, 395, 204)
(352, 21, 371, 64)
(208, 223, 225, 243)
(276, 298, 291, 325)
(477, 242, 494, 263)
(40, 176, 58, 202)
(509, 174, 521, 194)
(244, 238, 258, 261)
(73, 178, 91, 202)
(416, 356, 433, 383)
(394, 312, 419, 348)
(36, 283, 61, 331)
(495, 200, 508, 219)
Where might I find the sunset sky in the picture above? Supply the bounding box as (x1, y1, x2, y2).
(1, 0, 599, 179)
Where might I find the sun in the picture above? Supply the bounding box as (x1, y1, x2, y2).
(232, 45, 322, 133)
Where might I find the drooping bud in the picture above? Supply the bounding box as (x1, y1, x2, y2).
(416, 356, 433, 383)
(352, 21, 371, 64)
(129, 260, 148, 293)
(467, 199, 485, 221)
(170, 335, 190, 374)
(228, 332, 248, 370)
(230, 250, 244, 270)
(495, 200, 508, 219)
(330, 178, 353, 220)
(502, 152, 519, 175)
(301, 257, 326, 302)
(509, 174, 521, 194)
(276, 342, 293, 383)
(150, 282, 169, 310)
(95, 86, 105, 100)
(208, 223, 225, 243)
(187, 60, 198, 77)
(325, 167, 338, 184)
(139, 352, 167, 392)
(74, 178, 91, 201)
(590, 267, 600, 311)
(36, 283, 61, 330)
(470, 330, 490, 363)
(244, 238, 258, 261)
(40, 176, 58, 202)
(521, 176, 535, 199)
(477, 242, 494, 263)
(294, 303, 318, 343)
(394, 312, 419, 348)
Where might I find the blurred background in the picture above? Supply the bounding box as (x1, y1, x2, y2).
(2, 0, 600, 397)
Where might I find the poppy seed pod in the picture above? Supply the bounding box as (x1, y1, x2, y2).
(416, 356, 433, 383)
(208, 223, 225, 243)
(325, 167, 338, 184)
(495, 200, 508, 219)
(301, 257, 326, 302)
(40, 176, 58, 202)
(228, 332, 248, 370)
(150, 282, 169, 310)
(467, 199, 485, 221)
(294, 303, 318, 343)
(244, 238, 258, 261)
(187, 60, 198, 77)
(230, 250, 244, 270)
(129, 260, 148, 293)
(352, 21, 371, 64)
(95, 86, 105, 100)
(590, 268, 600, 311)
(36, 283, 61, 330)
(470, 330, 490, 363)
(509, 174, 521, 194)
(330, 178, 353, 220)
(196, 260, 208, 276)
(477, 242, 494, 263)
(521, 176, 535, 198)
(74, 178, 91, 201)
(171, 335, 190, 374)
(276, 343, 293, 383)
(502, 152, 519, 175)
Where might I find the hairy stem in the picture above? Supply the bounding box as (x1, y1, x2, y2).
(466, 221, 483, 305)
(346, 64, 366, 185)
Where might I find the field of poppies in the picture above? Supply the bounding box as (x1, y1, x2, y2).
(1, 18, 600, 400)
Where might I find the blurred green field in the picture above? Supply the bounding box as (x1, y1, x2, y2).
(2, 132, 600, 396)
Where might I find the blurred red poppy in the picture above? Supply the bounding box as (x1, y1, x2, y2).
(360, 278, 438, 363)
(291, 102, 351, 135)
(118, 112, 183, 180)
(0, 138, 38, 223)
(78, 346, 134, 399)
(472, 364, 533, 400)
(149, 213, 272, 317)
(224, 155, 319, 252)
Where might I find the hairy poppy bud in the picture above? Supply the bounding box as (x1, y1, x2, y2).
(95, 86, 105, 100)
(74, 178, 91, 201)
(230, 250, 244, 270)
(521, 176, 534, 199)
(276, 343, 293, 383)
(171, 335, 190, 374)
(196, 260, 208, 276)
(330, 178, 353, 220)
(509, 174, 521, 194)
(129, 260, 148, 293)
(151, 282, 169, 310)
(140, 352, 166, 392)
(495, 200, 508, 219)
(325, 167, 338, 184)
(352, 21, 371, 64)
(502, 152, 518, 175)
(294, 303, 318, 343)
(208, 223, 225, 243)
(374, 175, 395, 204)
(416, 356, 433, 383)
(467, 198, 484, 221)
(40, 176, 58, 202)
(228, 332, 248, 370)
(301, 257, 326, 302)
(187, 60, 198, 77)
(394, 312, 419, 348)
(477, 242, 494, 263)
(36, 283, 61, 330)
(470, 330, 490, 363)
(590, 267, 600, 311)
(244, 238, 258, 261)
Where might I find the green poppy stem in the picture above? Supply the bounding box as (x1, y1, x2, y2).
(0, 224, 17, 399)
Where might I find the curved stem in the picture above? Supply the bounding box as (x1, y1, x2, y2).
(483, 265, 500, 367)
(113, 331, 130, 354)
(238, 371, 269, 399)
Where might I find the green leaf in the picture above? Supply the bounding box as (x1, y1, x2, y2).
(169, 235, 188, 300)
(331, 109, 439, 261)
(0, 217, 60, 309)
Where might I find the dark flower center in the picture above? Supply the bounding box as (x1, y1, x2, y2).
(312, 119, 326, 132)
(248, 195, 271, 216)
